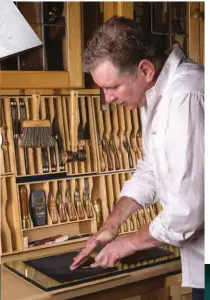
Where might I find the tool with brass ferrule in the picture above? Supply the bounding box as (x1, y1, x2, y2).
(0, 99, 11, 173)
(45, 99, 57, 172)
(19, 186, 31, 229)
(10, 99, 20, 173)
(52, 98, 65, 171)
(65, 183, 77, 221)
(83, 179, 94, 218)
(74, 181, 85, 220)
(93, 99, 106, 172)
(56, 182, 67, 223)
(109, 106, 121, 170)
(19, 99, 30, 174)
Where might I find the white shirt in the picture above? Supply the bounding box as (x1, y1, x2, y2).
(120, 44, 204, 288)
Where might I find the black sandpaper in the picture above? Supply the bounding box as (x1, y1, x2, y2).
(24, 247, 172, 283)
(24, 251, 117, 283)
(120, 247, 173, 264)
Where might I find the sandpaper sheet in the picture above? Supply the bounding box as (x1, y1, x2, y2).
(24, 247, 172, 283)
(24, 251, 117, 283)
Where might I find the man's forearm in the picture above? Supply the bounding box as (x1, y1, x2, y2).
(104, 196, 141, 229)
(129, 224, 161, 252)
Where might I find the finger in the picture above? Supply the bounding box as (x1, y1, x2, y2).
(70, 242, 98, 270)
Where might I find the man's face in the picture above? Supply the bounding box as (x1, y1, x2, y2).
(91, 60, 150, 109)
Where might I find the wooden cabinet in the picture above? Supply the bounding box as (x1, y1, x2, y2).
(0, 2, 201, 298)
(188, 2, 204, 64)
(0, 2, 83, 89)
(164, 274, 192, 300)
(104, 2, 204, 65)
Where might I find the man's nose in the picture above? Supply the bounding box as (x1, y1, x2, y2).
(104, 90, 116, 103)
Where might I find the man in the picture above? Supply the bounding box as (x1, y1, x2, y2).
(71, 16, 204, 299)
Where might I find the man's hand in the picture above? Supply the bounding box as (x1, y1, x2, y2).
(70, 225, 119, 270)
(90, 234, 136, 268)
(89, 225, 161, 269)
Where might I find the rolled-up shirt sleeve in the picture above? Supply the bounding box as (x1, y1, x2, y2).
(120, 150, 157, 207)
(149, 92, 204, 247)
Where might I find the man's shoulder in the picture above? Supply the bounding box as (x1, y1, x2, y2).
(168, 59, 204, 96)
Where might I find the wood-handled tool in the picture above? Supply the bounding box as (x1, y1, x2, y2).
(83, 179, 94, 218)
(105, 175, 115, 215)
(136, 108, 143, 157)
(56, 182, 67, 222)
(10, 99, 20, 173)
(83, 96, 93, 172)
(19, 99, 30, 174)
(119, 173, 129, 232)
(1, 178, 13, 252)
(123, 135, 134, 169)
(84, 97, 91, 141)
(41, 147, 49, 173)
(0, 133, 5, 174)
(124, 107, 135, 168)
(74, 181, 85, 220)
(0, 99, 11, 173)
(19, 186, 31, 229)
(52, 98, 65, 171)
(78, 98, 86, 142)
(130, 109, 142, 161)
(94, 99, 106, 171)
(48, 192, 58, 224)
(101, 112, 114, 171)
(38, 101, 49, 173)
(77, 97, 87, 168)
(116, 105, 130, 169)
(110, 105, 121, 170)
(101, 90, 114, 171)
(133, 212, 140, 229)
(70, 91, 79, 161)
(45, 99, 57, 172)
(93, 198, 103, 229)
(65, 184, 77, 221)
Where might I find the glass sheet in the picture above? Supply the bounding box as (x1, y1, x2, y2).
(4, 245, 180, 292)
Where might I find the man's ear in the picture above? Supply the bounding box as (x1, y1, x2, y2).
(138, 59, 155, 84)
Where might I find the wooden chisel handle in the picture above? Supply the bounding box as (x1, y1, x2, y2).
(19, 186, 31, 229)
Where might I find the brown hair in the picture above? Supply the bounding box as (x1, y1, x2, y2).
(83, 16, 164, 75)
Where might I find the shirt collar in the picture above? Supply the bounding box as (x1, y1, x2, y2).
(146, 44, 186, 101)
